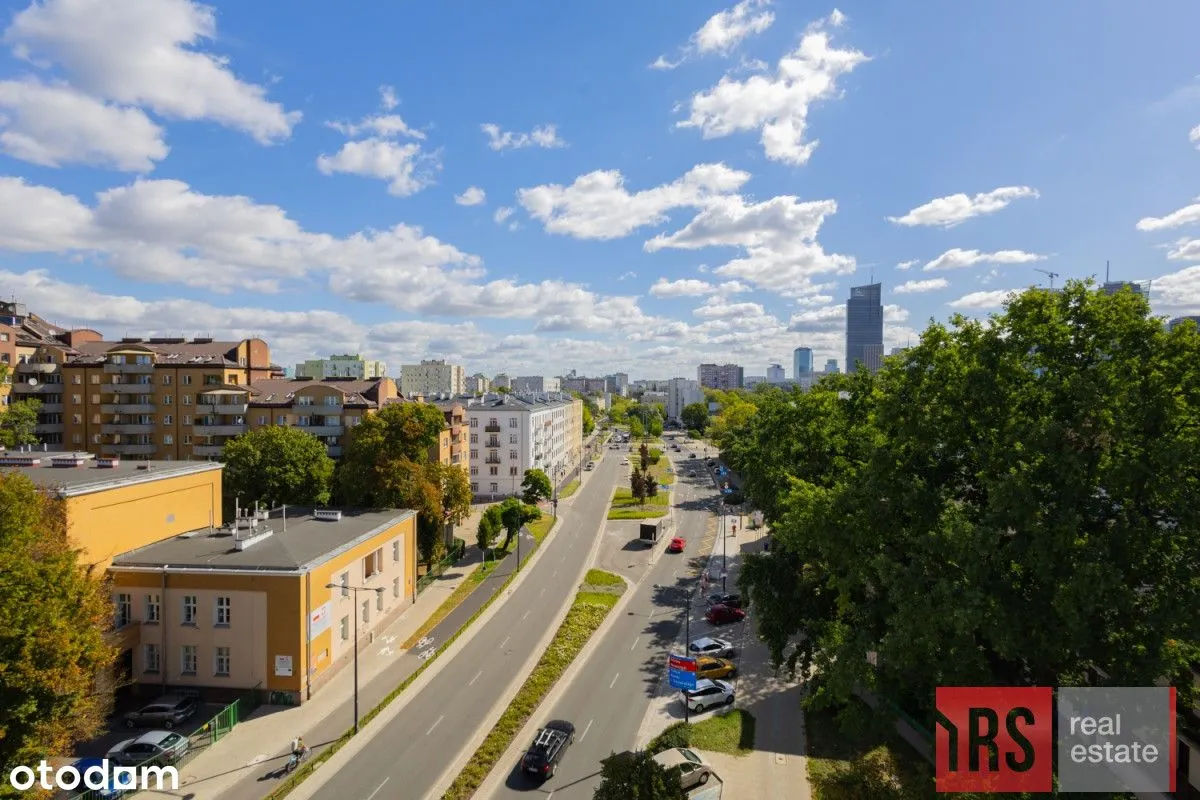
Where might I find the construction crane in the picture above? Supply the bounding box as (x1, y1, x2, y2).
(1034, 268, 1060, 289)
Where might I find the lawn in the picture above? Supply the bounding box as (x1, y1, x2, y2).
(647, 709, 757, 757)
(402, 564, 488, 649)
(558, 479, 580, 498)
(607, 487, 669, 520)
(632, 451, 675, 486)
(526, 514, 556, 543)
(442, 572, 625, 799)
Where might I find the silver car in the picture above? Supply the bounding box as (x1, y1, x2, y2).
(106, 730, 190, 767)
(123, 695, 198, 729)
(653, 747, 715, 791)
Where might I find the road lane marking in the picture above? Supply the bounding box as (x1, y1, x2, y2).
(426, 716, 443, 736)
(539, 587, 546, 597)
(501, 636, 510, 648)
(522, 610, 531, 621)
(366, 778, 390, 800)
(610, 672, 620, 689)
(468, 670, 482, 686)
(580, 719, 594, 741)
(631, 636, 640, 650)
(552, 569, 558, 578)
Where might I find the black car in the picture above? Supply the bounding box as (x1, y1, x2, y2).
(707, 592, 744, 608)
(522, 720, 575, 780)
(123, 695, 198, 729)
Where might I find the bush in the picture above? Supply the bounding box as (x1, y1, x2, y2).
(647, 722, 693, 755)
(810, 749, 911, 800)
(724, 491, 744, 505)
(687, 429, 702, 440)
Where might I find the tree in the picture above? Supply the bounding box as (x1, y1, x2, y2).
(648, 416, 663, 437)
(222, 426, 334, 516)
(0, 398, 41, 448)
(630, 468, 647, 504)
(594, 750, 686, 800)
(477, 505, 502, 551)
(521, 468, 552, 504)
(680, 402, 708, 433)
(581, 403, 595, 436)
(628, 417, 644, 439)
(496, 385, 512, 394)
(431, 461, 472, 547)
(0, 473, 116, 779)
(639, 442, 650, 464)
(497, 496, 540, 550)
(732, 282, 1200, 722)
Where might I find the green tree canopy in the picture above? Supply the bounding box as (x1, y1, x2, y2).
(0, 398, 41, 448)
(680, 402, 708, 433)
(628, 417, 645, 439)
(222, 426, 334, 515)
(496, 496, 540, 550)
(521, 468, 552, 504)
(581, 403, 595, 436)
(594, 751, 686, 800)
(731, 282, 1200, 722)
(0, 473, 116, 780)
(477, 504, 502, 551)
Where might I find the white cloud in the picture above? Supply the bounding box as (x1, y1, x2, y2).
(455, 186, 486, 206)
(651, 0, 775, 70)
(1153, 265, 1200, 315)
(316, 139, 439, 197)
(1136, 199, 1200, 232)
(4, 0, 301, 143)
(947, 289, 1016, 310)
(895, 278, 949, 294)
(649, 55, 681, 71)
(0, 76, 167, 171)
(694, 295, 766, 320)
(645, 192, 855, 296)
(676, 11, 868, 165)
(923, 248, 1045, 271)
(649, 278, 715, 298)
(618, 271, 637, 281)
(481, 122, 565, 151)
(379, 85, 398, 111)
(887, 186, 1040, 228)
(1191, 124, 1199, 149)
(896, 259, 918, 270)
(325, 87, 424, 140)
(518, 163, 749, 239)
(494, 206, 515, 224)
(829, 8, 847, 26)
(1166, 238, 1200, 261)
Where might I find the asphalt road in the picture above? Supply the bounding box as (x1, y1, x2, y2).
(491, 435, 743, 800)
(309, 447, 621, 800)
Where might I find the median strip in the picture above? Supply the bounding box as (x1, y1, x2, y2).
(441, 570, 627, 800)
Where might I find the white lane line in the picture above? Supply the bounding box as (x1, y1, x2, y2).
(366, 778, 390, 800)
(501, 635, 510, 648)
(468, 670, 482, 686)
(609, 672, 620, 689)
(631, 636, 640, 651)
(580, 719, 594, 742)
(539, 587, 546, 597)
(426, 715, 443, 736)
(522, 610, 531, 621)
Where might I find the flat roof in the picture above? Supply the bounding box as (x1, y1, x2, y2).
(0, 451, 222, 496)
(110, 507, 416, 572)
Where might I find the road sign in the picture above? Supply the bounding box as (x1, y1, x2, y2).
(668, 653, 698, 691)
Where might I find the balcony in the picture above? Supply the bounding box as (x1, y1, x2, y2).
(35, 423, 64, 434)
(15, 361, 57, 374)
(101, 424, 155, 435)
(327, 445, 343, 458)
(106, 381, 157, 393)
(485, 455, 502, 465)
(192, 424, 246, 436)
(192, 445, 224, 457)
(38, 403, 63, 414)
(101, 403, 156, 414)
(103, 362, 155, 374)
(11, 381, 52, 394)
(199, 402, 248, 415)
(484, 423, 501, 433)
(486, 439, 501, 449)
(108, 444, 156, 455)
(300, 425, 344, 437)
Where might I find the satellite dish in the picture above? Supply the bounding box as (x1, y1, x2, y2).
(26, 377, 37, 386)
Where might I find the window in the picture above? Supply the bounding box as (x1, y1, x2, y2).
(163, 394, 173, 405)
(470, 433, 478, 443)
(489, 466, 498, 476)
(215, 596, 231, 625)
(181, 645, 197, 675)
(376, 591, 383, 612)
(510, 434, 517, 444)
(144, 644, 161, 673)
(509, 450, 518, 460)
(363, 548, 383, 579)
(163, 374, 173, 385)
(163, 434, 174, 445)
(92, 413, 101, 424)
(470, 418, 477, 427)
(162, 415, 173, 425)
(115, 593, 132, 627)
(144, 594, 160, 623)
(392, 539, 400, 562)
(325, 396, 340, 406)
(71, 433, 82, 444)
(510, 466, 518, 476)
(182, 375, 192, 385)
(72, 375, 81, 385)
(339, 572, 349, 597)
(182, 395, 192, 406)
(361, 600, 370, 624)
(71, 394, 81, 404)
(92, 434, 102, 444)
(340, 616, 349, 641)
(276, 415, 286, 425)
(183, 435, 192, 444)
(471, 482, 478, 493)
(182, 415, 191, 425)
(214, 647, 230, 676)
(470, 449, 478, 460)
(71, 414, 81, 424)
(490, 482, 499, 493)
(509, 418, 518, 428)
(182, 595, 197, 624)
(393, 577, 400, 598)
(470, 466, 478, 476)
(90, 393, 99, 404)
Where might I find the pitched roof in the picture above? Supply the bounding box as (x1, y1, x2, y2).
(248, 377, 392, 408)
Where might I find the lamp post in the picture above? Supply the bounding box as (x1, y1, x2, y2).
(683, 586, 694, 725)
(325, 582, 384, 734)
(719, 500, 727, 593)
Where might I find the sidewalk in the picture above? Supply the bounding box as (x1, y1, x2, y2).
(143, 504, 508, 800)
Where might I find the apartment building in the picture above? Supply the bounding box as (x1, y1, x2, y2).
(561, 376, 608, 394)
(510, 375, 560, 393)
(296, 354, 387, 380)
(0, 322, 15, 407)
(465, 393, 580, 498)
(491, 373, 511, 390)
(465, 373, 490, 395)
(401, 359, 465, 397)
(242, 377, 399, 460)
(697, 363, 744, 390)
(666, 378, 703, 424)
(109, 506, 418, 704)
(605, 373, 629, 396)
(428, 398, 469, 469)
(766, 364, 786, 383)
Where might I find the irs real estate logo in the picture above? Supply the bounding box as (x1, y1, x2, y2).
(935, 686, 1176, 793)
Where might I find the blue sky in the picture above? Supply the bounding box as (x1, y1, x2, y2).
(2, 0, 1199, 379)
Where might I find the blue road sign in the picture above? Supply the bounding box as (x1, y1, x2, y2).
(668, 653, 697, 691)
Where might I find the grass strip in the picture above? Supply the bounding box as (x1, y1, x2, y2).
(558, 479, 580, 498)
(265, 517, 561, 800)
(646, 710, 757, 757)
(607, 487, 669, 520)
(441, 573, 626, 800)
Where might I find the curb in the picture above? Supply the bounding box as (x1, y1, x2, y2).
(285, 511, 569, 800)
(473, 572, 637, 799)
(427, 486, 618, 798)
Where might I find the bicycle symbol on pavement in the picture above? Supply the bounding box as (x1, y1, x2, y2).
(415, 636, 434, 650)
(418, 647, 436, 661)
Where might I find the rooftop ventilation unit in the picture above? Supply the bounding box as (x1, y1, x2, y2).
(96, 457, 120, 468)
(50, 453, 91, 468)
(0, 454, 41, 467)
(314, 509, 343, 522)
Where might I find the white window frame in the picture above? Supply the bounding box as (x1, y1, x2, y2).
(144, 593, 160, 623)
(182, 595, 197, 624)
(214, 646, 231, 676)
(181, 645, 197, 675)
(215, 596, 231, 626)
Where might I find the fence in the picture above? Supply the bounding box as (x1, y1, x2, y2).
(416, 537, 466, 593)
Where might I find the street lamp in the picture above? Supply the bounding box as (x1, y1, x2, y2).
(326, 582, 384, 733)
(719, 500, 727, 593)
(681, 585, 695, 725)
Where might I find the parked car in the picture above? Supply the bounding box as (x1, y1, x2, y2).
(687, 471, 696, 478)
(689, 453, 696, 459)
(667, 537, 686, 553)
(522, 720, 575, 780)
(621, 459, 629, 465)
(681, 679, 735, 713)
(123, 695, 198, 729)
(106, 730, 190, 767)
(706, 604, 746, 625)
(71, 759, 136, 798)
(706, 592, 744, 609)
(696, 656, 738, 680)
(688, 636, 735, 658)
(652, 748, 715, 791)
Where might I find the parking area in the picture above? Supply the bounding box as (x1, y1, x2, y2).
(73, 700, 229, 760)
(689, 780, 723, 799)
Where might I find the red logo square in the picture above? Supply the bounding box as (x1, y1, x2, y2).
(935, 687, 1053, 792)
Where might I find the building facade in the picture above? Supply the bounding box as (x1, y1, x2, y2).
(823, 359, 840, 374)
(401, 359, 466, 397)
(465, 393, 579, 498)
(465, 373, 490, 395)
(846, 283, 884, 373)
(666, 378, 703, 424)
(1168, 316, 1200, 331)
(766, 364, 786, 383)
(697, 363, 744, 390)
(295, 354, 387, 380)
(428, 398, 469, 469)
(241, 378, 400, 460)
(605, 373, 629, 396)
(793, 347, 814, 380)
(561, 376, 608, 394)
(491, 373, 511, 390)
(511, 375, 561, 393)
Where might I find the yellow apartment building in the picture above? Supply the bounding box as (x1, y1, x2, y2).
(108, 506, 418, 704)
(0, 321, 15, 407)
(242, 377, 399, 459)
(428, 398, 469, 469)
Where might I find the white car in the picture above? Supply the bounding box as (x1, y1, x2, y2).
(681, 679, 735, 713)
(621, 459, 629, 465)
(688, 637, 735, 658)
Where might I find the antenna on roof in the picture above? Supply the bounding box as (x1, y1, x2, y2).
(1105, 260, 1110, 283)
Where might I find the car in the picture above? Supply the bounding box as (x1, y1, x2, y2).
(123, 695, 198, 729)
(695, 656, 738, 680)
(667, 537, 686, 553)
(585, 462, 594, 471)
(652, 747, 715, 791)
(621, 459, 629, 465)
(106, 730, 190, 767)
(681, 679, 735, 713)
(71, 759, 136, 799)
(687, 471, 696, 478)
(521, 720, 575, 780)
(706, 592, 744, 609)
(688, 636, 735, 658)
(689, 453, 696, 459)
(706, 604, 746, 625)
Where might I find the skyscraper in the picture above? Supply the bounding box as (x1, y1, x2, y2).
(792, 347, 813, 380)
(766, 363, 786, 382)
(846, 283, 884, 373)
